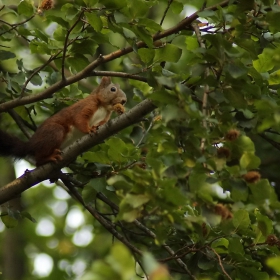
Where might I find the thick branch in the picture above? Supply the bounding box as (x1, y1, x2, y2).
(0, 0, 230, 112)
(0, 99, 156, 205)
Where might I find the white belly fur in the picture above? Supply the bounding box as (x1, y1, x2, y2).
(60, 107, 109, 150)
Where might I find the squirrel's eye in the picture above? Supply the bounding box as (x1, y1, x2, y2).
(110, 87, 117, 92)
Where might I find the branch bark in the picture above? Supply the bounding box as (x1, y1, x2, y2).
(0, 99, 156, 205)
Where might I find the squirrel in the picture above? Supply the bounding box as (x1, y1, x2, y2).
(0, 76, 127, 166)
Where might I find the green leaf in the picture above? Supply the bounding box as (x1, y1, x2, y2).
(253, 49, 274, 73)
(228, 237, 244, 255)
(232, 209, 250, 230)
(266, 12, 280, 33)
(21, 211, 37, 223)
(67, 54, 89, 72)
(133, 26, 153, 48)
(53, 26, 67, 41)
(137, 18, 161, 33)
(71, 39, 98, 56)
(211, 238, 229, 254)
(61, 3, 79, 20)
(186, 36, 199, 51)
(30, 41, 51, 54)
(248, 179, 272, 204)
(0, 50, 16, 60)
(18, 0, 34, 17)
(106, 138, 129, 163)
(268, 69, 280, 85)
(138, 49, 155, 64)
(127, 0, 150, 18)
(89, 177, 107, 192)
(86, 13, 103, 32)
(82, 150, 111, 164)
(256, 212, 273, 237)
(266, 257, 280, 273)
(82, 180, 100, 204)
(162, 184, 185, 206)
(101, 0, 127, 9)
(83, 0, 99, 6)
(154, 44, 182, 63)
(1, 214, 18, 228)
(122, 194, 150, 208)
(30, 73, 43, 86)
(240, 152, 261, 170)
(171, 1, 184, 14)
(46, 16, 69, 28)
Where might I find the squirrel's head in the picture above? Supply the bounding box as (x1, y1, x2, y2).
(97, 76, 127, 107)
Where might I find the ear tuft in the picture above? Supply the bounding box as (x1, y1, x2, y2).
(100, 76, 111, 87)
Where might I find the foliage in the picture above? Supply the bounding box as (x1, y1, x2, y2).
(2, 0, 280, 279)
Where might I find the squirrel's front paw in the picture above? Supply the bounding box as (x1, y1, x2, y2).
(90, 126, 98, 134)
(113, 103, 125, 115)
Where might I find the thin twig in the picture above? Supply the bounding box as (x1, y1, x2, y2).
(207, 246, 232, 280)
(60, 174, 143, 255)
(192, 22, 210, 152)
(160, 0, 174, 26)
(61, 11, 85, 80)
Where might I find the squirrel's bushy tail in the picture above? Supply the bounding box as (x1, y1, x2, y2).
(0, 130, 30, 159)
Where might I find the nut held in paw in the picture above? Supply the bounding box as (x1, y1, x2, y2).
(113, 103, 125, 115)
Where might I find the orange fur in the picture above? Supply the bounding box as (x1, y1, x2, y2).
(0, 77, 127, 166)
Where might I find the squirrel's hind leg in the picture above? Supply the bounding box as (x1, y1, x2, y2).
(31, 123, 66, 166)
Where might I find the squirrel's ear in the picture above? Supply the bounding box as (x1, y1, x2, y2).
(100, 76, 111, 87)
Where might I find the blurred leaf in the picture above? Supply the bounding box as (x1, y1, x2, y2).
(0, 50, 16, 60)
(240, 152, 261, 170)
(1, 214, 18, 228)
(122, 194, 150, 208)
(267, 257, 280, 273)
(17, 0, 34, 17)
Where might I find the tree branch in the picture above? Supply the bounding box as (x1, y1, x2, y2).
(0, 99, 156, 204)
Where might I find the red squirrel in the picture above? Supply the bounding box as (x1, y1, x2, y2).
(0, 77, 127, 166)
